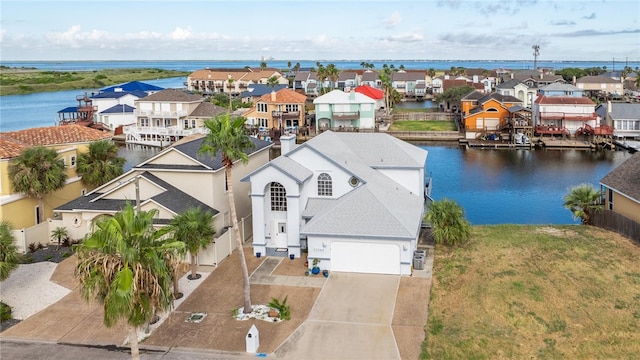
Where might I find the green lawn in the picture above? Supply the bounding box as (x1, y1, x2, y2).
(423, 225, 640, 359)
(0, 68, 189, 95)
(389, 121, 457, 131)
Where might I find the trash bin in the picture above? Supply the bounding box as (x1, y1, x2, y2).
(413, 254, 425, 270)
(246, 324, 260, 353)
(414, 249, 427, 258)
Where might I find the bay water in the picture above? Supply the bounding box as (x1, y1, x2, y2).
(0, 61, 633, 225)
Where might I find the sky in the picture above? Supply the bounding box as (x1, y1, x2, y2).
(1, 0, 639, 62)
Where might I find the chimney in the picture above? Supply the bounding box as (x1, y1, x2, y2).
(349, 90, 355, 101)
(280, 134, 297, 155)
(473, 75, 479, 83)
(271, 90, 276, 102)
(572, 75, 576, 85)
(510, 73, 514, 79)
(607, 100, 612, 114)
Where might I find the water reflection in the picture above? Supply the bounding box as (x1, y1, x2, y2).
(419, 144, 632, 225)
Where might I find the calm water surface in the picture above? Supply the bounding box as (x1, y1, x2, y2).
(418, 144, 632, 225)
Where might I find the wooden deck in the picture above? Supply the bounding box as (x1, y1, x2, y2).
(536, 138, 596, 149)
(459, 139, 532, 149)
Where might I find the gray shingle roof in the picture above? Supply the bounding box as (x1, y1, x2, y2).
(55, 171, 219, 216)
(189, 102, 227, 117)
(600, 152, 640, 203)
(296, 132, 427, 239)
(609, 103, 640, 120)
(168, 135, 272, 171)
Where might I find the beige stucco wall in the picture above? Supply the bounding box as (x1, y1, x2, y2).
(612, 192, 640, 223)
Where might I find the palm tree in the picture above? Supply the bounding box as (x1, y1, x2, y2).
(427, 68, 436, 79)
(8, 146, 67, 224)
(77, 140, 125, 187)
(316, 64, 327, 95)
(563, 184, 603, 225)
(426, 199, 471, 246)
(325, 63, 340, 91)
(165, 207, 215, 281)
(260, 61, 267, 71)
(267, 75, 279, 92)
(287, 61, 292, 76)
(0, 221, 19, 281)
(199, 114, 255, 314)
(75, 203, 183, 360)
(51, 226, 68, 250)
(227, 76, 235, 110)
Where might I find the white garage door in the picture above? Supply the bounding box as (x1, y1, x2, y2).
(485, 118, 500, 130)
(331, 242, 401, 275)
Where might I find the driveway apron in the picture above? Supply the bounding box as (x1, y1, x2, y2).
(274, 272, 401, 360)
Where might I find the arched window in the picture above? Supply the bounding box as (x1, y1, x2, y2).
(317, 173, 332, 196)
(270, 182, 287, 211)
(486, 107, 499, 112)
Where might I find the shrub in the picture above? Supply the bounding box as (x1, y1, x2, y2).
(0, 302, 11, 322)
(28, 243, 37, 253)
(267, 296, 291, 320)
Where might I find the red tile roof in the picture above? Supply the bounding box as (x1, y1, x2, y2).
(0, 134, 28, 159)
(535, 95, 596, 105)
(258, 88, 307, 104)
(1, 125, 112, 159)
(354, 85, 384, 100)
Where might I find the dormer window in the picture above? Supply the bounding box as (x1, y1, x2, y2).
(317, 173, 332, 196)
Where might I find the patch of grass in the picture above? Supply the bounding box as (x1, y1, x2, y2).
(389, 120, 456, 131)
(425, 225, 640, 359)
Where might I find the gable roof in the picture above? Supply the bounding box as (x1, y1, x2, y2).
(609, 103, 640, 120)
(496, 79, 523, 89)
(539, 83, 580, 92)
(0, 134, 29, 159)
(100, 104, 136, 114)
(100, 81, 164, 93)
(92, 90, 149, 99)
(257, 88, 307, 104)
(576, 75, 621, 84)
(354, 85, 384, 100)
(600, 152, 640, 203)
(138, 89, 203, 103)
(137, 134, 272, 172)
(55, 171, 218, 217)
(240, 84, 288, 98)
(313, 89, 376, 104)
(293, 132, 427, 239)
(189, 102, 228, 118)
(1, 125, 112, 150)
(535, 95, 596, 105)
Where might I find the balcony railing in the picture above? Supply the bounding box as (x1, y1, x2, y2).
(332, 111, 360, 120)
(272, 111, 300, 120)
(134, 110, 188, 117)
(123, 125, 208, 137)
(539, 112, 597, 121)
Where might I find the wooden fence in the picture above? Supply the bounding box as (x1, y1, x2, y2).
(592, 210, 640, 244)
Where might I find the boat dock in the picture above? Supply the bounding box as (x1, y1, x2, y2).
(614, 139, 640, 152)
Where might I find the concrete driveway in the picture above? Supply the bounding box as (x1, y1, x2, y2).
(274, 272, 402, 360)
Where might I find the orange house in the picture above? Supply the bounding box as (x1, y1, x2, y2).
(461, 91, 522, 139)
(243, 88, 307, 130)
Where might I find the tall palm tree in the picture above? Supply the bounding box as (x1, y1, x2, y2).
(563, 184, 603, 225)
(199, 114, 255, 314)
(426, 199, 471, 246)
(287, 61, 292, 76)
(77, 140, 125, 187)
(8, 146, 67, 224)
(427, 68, 436, 79)
(267, 75, 279, 92)
(51, 226, 68, 250)
(325, 63, 340, 91)
(165, 207, 215, 281)
(75, 204, 183, 360)
(227, 76, 235, 110)
(316, 64, 327, 95)
(0, 221, 19, 281)
(260, 61, 267, 71)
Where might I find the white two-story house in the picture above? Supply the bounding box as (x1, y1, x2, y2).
(242, 132, 428, 275)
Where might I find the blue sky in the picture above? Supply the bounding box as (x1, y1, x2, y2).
(1, 0, 639, 61)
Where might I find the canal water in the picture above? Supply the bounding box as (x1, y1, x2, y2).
(1, 80, 633, 225)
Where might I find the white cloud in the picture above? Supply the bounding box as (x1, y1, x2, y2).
(385, 32, 424, 43)
(170, 27, 192, 40)
(383, 12, 402, 29)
